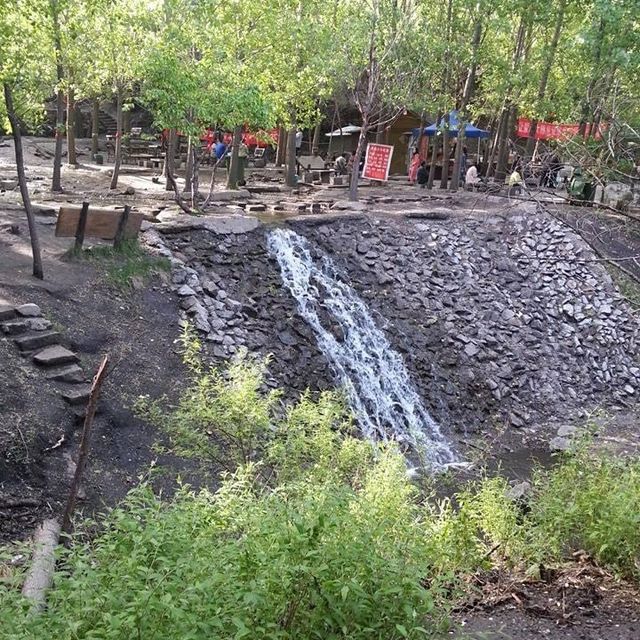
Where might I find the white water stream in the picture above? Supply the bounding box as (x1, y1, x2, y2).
(267, 228, 456, 469)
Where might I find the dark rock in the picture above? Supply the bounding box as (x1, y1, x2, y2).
(33, 345, 79, 366)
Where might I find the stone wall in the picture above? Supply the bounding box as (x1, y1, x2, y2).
(145, 208, 640, 441)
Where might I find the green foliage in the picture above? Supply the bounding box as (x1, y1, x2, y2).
(526, 448, 640, 578)
(73, 239, 170, 289)
(4, 346, 640, 638)
(1, 458, 456, 639)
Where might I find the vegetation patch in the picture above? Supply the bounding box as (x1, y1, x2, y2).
(1, 330, 639, 638)
(68, 240, 170, 290)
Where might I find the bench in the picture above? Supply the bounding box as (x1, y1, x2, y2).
(55, 203, 144, 251)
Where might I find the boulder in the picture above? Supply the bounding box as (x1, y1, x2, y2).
(603, 182, 633, 211)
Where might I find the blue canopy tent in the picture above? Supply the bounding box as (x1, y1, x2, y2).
(413, 110, 490, 138)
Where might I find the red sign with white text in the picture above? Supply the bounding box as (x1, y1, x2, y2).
(362, 143, 394, 181)
(517, 118, 605, 141)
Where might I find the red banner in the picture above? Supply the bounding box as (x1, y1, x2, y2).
(517, 118, 604, 141)
(362, 143, 394, 181)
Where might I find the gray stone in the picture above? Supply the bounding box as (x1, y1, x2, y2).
(45, 364, 85, 383)
(33, 345, 79, 366)
(0, 304, 16, 321)
(464, 343, 480, 357)
(177, 285, 196, 296)
(61, 385, 91, 405)
(16, 303, 42, 317)
(549, 436, 571, 452)
(2, 317, 51, 335)
(624, 384, 635, 395)
(278, 331, 298, 346)
(505, 481, 532, 501)
(557, 424, 577, 437)
(14, 331, 61, 351)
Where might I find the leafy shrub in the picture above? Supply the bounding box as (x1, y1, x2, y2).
(2, 455, 458, 640)
(526, 449, 640, 578)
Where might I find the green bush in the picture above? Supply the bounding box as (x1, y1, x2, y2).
(4, 332, 640, 638)
(2, 455, 458, 640)
(526, 450, 640, 578)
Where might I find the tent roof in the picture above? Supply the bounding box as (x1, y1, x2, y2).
(417, 110, 490, 138)
(325, 124, 361, 137)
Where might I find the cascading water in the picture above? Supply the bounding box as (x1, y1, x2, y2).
(267, 227, 457, 469)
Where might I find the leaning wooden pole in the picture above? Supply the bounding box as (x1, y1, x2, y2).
(61, 355, 110, 535)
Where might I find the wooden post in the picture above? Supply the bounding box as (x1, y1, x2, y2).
(113, 205, 130, 249)
(74, 201, 89, 252)
(61, 355, 109, 535)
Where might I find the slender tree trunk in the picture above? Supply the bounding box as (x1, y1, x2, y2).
(311, 120, 321, 155)
(184, 135, 194, 194)
(50, 0, 64, 192)
(66, 87, 77, 166)
(349, 120, 368, 201)
(164, 129, 177, 191)
(3, 83, 44, 280)
(496, 104, 516, 180)
(227, 125, 243, 190)
(285, 126, 298, 187)
(110, 86, 123, 190)
(451, 10, 482, 190)
(91, 97, 100, 157)
(427, 114, 441, 190)
(375, 122, 384, 143)
(525, 1, 567, 156)
(439, 113, 451, 189)
(275, 125, 287, 166)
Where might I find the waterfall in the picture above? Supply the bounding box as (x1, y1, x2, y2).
(267, 228, 457, 470)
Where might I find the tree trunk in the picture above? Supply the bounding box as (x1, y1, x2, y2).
(165, 129, 177, 191)
(375, 122, 384, 143)
(348, 122, 368, 201)
(439, 113, 451, 189)
(525, 1, 566, 156)
(227, 125, 243, 190)
(285, 126, 298, 187)
(66, 87, 77, 166)
(311, 120, 321, 155)
(496, 104, 516, 180)
(450, 127, 465, 191)
(427, 116, 441, 190)
(91, 97, 100, 157)
(50, 0, 64, 193)
(3, 83, 44, 280)
(110, 86, 123, 190)
(184, 135, 194, 194)
(275, 125, 287, 166)
(451, 10, 482, 190)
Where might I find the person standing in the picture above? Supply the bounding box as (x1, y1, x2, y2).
(295, 129, 303, 155)
(416, 161, 428, 188)
(408, 149, 421, 184)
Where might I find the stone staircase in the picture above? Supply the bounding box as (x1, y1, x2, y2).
(1, 303, 91, 415)
(97, 109, 117, 135)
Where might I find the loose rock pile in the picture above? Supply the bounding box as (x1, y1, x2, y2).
(147, 206, 640, 439)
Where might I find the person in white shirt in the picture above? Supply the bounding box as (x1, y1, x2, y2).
(465, 163, 480, 188)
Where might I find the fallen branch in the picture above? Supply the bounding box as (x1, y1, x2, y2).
(21, 518, 61, 615)
(61, 354, 110, 535)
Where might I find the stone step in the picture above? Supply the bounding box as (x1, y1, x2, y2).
(60, 385, 91, 406)
(45, 364, 85, 383)
(1, 317, 52, 336)
(0, 305, 16, 322)
(33, 345, 79, 367)
(14, 331, 61, 352)
(16, 303, 42, 317)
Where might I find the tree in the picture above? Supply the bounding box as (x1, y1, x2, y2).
(0, 0, 53, 279)
(341, 0, 424, 201)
